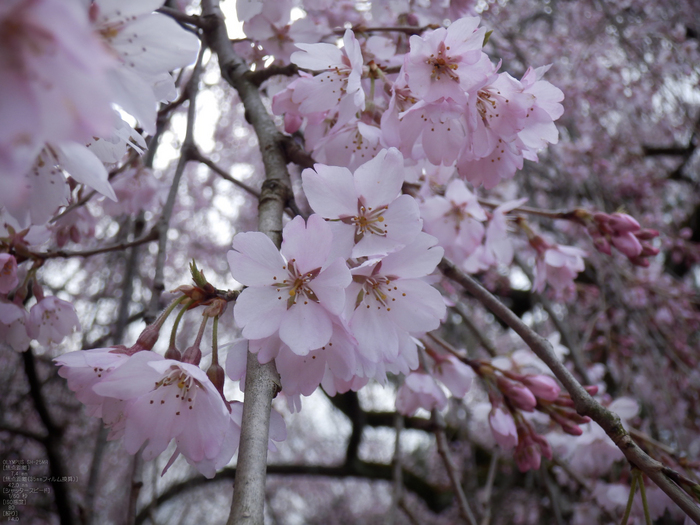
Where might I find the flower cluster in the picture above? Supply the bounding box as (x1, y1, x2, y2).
(0, 0, 198, 229)
(0, 265, 80, 353)
(273, 18, 564, 188)
(54, 301, 286, 478)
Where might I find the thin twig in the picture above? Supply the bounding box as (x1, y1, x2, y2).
(191, 149, 261, 198)
(35, 228, 157, 260)
(145, 44, 206, 324)
(157, 6, 205, 27)
(432, 410, 478, 525)
(479, 451, 499, 525)
(539, 463, 565, 525)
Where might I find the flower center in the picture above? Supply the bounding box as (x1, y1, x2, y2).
(427, 42, 459, 82)
(476, 88, 503, 126)
(342, 203, 389, 243)
(153, 367, 198, 411)
(353, 274, 400, 312)
(273, 259, 321, 309)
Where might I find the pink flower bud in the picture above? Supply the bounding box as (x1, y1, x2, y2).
(593, 236, 612, 255)
(561, 422, 584, 435)
(522, 375, 561, 401)
(634, 228, 659, 241)
(608, 213, 640, 233)
(593, 212, 612, 225)
(164, 344, 181, 361)
(584, 385, 599, 396)
(610, 232, 643, 258)
(132, 324, 160, 352)
(207, 362, 226, 398)
(497, 377, 537, 411)
(182, 344, 202, 365)
(514, 437, 541, 472)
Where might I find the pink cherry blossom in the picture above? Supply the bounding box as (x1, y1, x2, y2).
(432, 354, 475, 398)
(396, 372, 448, 416)
(28, 296, 80, 346)
(0, 0, 115, 186)
(482, 198, 528, 266)
(488, 405, 518, 450)
(345, 233, 445, 362)
(290, 29, 365, 129)
(420, 178, 487, 261)
(54, 347, 131, 418)
(229, 214, 351, 355)
(517, 65, 564, 151)
(533, 243, 587, 297)
(243, 0, 324, 63)
(302, 148, 422, 258)
(91, 0, 200, 134)
(0, 254, 18, 293)
(405, 17, 488, 104)
(456, 137, 524, 189)
(93, 351, 230, 463)
(395, 98, 470, 166)
(0, 302, 30, 352)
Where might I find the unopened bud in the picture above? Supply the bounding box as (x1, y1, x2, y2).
(609, 212, 640, 233)
(207, 362, 226, 397)
(584, 385, 599, 396)
(164, 344, 181, 361)
(132, 324, 160, 351)
(497, 376, 537, 411)
(522, 375, 561, 402)
(634, 228, 659, 241)
(181, 344, 201, 365)
(561, 422, 584, 436)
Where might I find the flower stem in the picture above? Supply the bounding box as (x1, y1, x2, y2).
(620, 472, 638, 525)
(169, 298, 195, 349)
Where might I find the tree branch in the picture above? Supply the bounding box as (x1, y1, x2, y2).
(22, 349, 76, 525)
(134, 461, 452, 524)
(438, 257, 700, 523)
(199, 3, 288, 524)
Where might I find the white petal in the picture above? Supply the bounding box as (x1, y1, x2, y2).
(55, 143, 117, 201)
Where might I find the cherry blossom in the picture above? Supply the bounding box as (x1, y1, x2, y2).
(488, 405, 518, 450)
(404, 16, 488, 104)
(532, 243, 587, 297)
(344, 233, 445, 362)
(396, 372, 448, 416)
(93, 351, 230, 463)
(54, 347, 131, 418)
(420, 178, 487, 261)
(0, 0, 115, 187)
(229, 214, 351, 355)
(302, 148, 422, 258)
(432, 354, 475, 398)
(289, 29, 365, 129)
(27, 295, 80, 346)
(0, 302, 30, 352)
(91, 0, 200, 134)
(0, 254, 18, 293)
